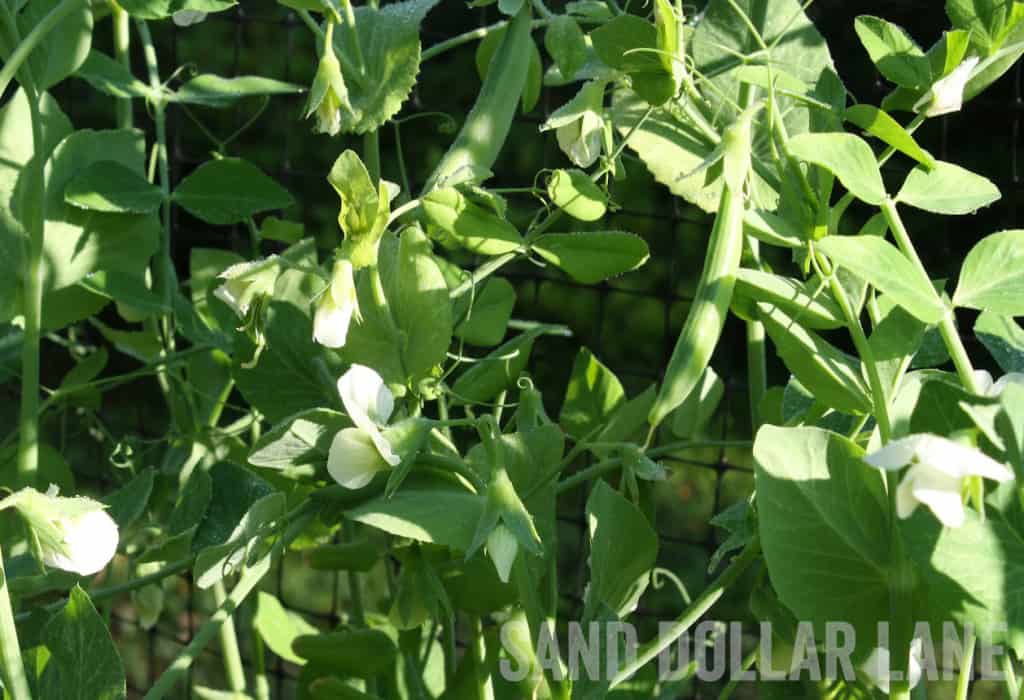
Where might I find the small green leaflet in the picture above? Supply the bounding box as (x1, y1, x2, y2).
(896, 160, 1001, 215)
(788, 132, 886, 205)
(844, 104, 935, 168)
(531, 231, 649, 284)
(954, 230, 1024, 314)
(64, 161, 164, 214)
(172, 158, 294, 225)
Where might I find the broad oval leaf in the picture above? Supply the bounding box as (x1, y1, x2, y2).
(172, 158, 294, 225)
(975, 311, 1024, 373)
(348, 484, 483, 551)
(64, 160, 163, 214)
(816, 235, 947, 323)
(531, 231, 648, 284)
(844, 104, 935, 168)
(788, 132, 887, 205)
(754, 424, 891, 661)
(896, 160, 1001, 215)
(853, 15, 931, 89)
(954, 230, 1024, 313)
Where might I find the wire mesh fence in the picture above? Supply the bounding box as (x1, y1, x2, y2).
(43, 0, 1024, 696)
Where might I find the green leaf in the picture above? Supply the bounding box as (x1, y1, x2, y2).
(853, 15, 931, 88)
(732, 268, 845, 330)
(451, 329, 541, 404)
(947, 0, 1024, 55)
(546, 168, 607, 222)
(64, 160, 163, 214)
(169, 74, 305, 108)
(17, 0, 93, 91)
(248, 409, 349, 475)
(259, 217, 304, 244)
(816, 236, 946, 323)
(896, 160, 1001, 215)
(591, 15, 675, 106)
(585, 481, 657, 619)
(331, 0, 440, 133)
(172, 158, 294, 225)
(844, 104, 935, 168)
(454, 277, 516, 347)
(976, 311, 1024, 373)
(743, 209, 805, 249)
(102, 469, 156, 529)
(73, 51, 151, 99)
(193, 491, 286, 589)
(544, 16, 588, 80)
(560, 348, 625, 439)
(421, 187, 523, 255)
(531, 231, 648, 284)
(115, 0, 235, 19)
(954, 230, 1024, 313)
(234, 269, 345, 422)
(903, 507, 1024, 657)
(348, 483, 484, 551)
(754, 425, 891, 661)
(788, 132, 886, 205)
(38, 586, 127, 700)
(0, 323, 23, 383)
(759, 303, 872, 415)
(42, 129, 159, 294)
(253, 591, 318, 665)
(343, 229, 454, 384)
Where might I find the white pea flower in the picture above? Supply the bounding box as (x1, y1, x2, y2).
(864, 434, 1014, 528)
(862, 638, 924, 694)
(172, 10, 207, 26)
(0, 486, 119, 576)
(327, 364, 401, 489)
(213, 256, 280, 319)
(973, 369, 1024, 397)
(915, 56, 980, 117)
(313, 259, 360, 349)
(42, 508, 120, 576)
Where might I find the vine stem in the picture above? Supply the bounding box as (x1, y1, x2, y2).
(143, 505, 317, 700)
(0, 543, 32, 700)
(0, 0, 47, 489)
(421, 18, 556, 62)
(880, 199, 982, 394)
(213, 581, 248, 694)
(609, 538, 761, 689)
(955, 629, 977, 700)
(112, 2, 133, 129)
(0, 0, 85, 97)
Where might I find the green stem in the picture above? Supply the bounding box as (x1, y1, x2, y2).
(212, 581, 248, 693)
(112, 2, 133, 129)
(745, 239, 766, 431)
(364, 131, 381, 184)
(252, 633, 271, 700)
(815, 252, 892, 442)
(0, 543, 32, 700)
(421, 18, 555, 62)
(0, 0, 85, 98)
(143, 507, 316, 700)
(717, 646, 759, 700)
(337, 0, 367, 74)
(450, 252, 520, 300)
(880, 199, 981, 394)
(1002, 651, 1018, 700)
(956, 629, 976, 700)
(609, 537, 761, 688)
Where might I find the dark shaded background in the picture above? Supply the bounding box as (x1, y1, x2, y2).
(20, 0, 1023, 696)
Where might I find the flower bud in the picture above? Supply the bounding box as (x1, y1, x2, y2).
(914, 56, 980, 117)
(213, 256, 281, 319)
(543, 81, 606, 169)
(313, 259, 360, 349)
(1, 486, 119, 576)
(305, 23, 352, 137)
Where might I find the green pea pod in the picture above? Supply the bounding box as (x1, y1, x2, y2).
(307, 540, 379, 572)
(422, 5, 533, 192)
(292, 629, 397, 677)
(648, 114, 753, 429)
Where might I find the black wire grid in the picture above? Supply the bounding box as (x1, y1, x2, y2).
(45, 0, 1024, 696)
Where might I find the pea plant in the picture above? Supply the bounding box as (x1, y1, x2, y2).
(2, 0, 1024, 697)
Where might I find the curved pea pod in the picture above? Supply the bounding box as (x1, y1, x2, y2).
(309, 677, 383, 700)
(307, 540, 379, 572)
(291, 628, 398, 677)
(422, 5, 533, 192)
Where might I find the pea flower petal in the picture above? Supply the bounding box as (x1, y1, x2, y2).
(327, 427, 390, 489)
(337, 364, 400, 467)
(915, 56, 980, 117)
(41, 508, 120, 576)
(313, 259, 360, 349)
